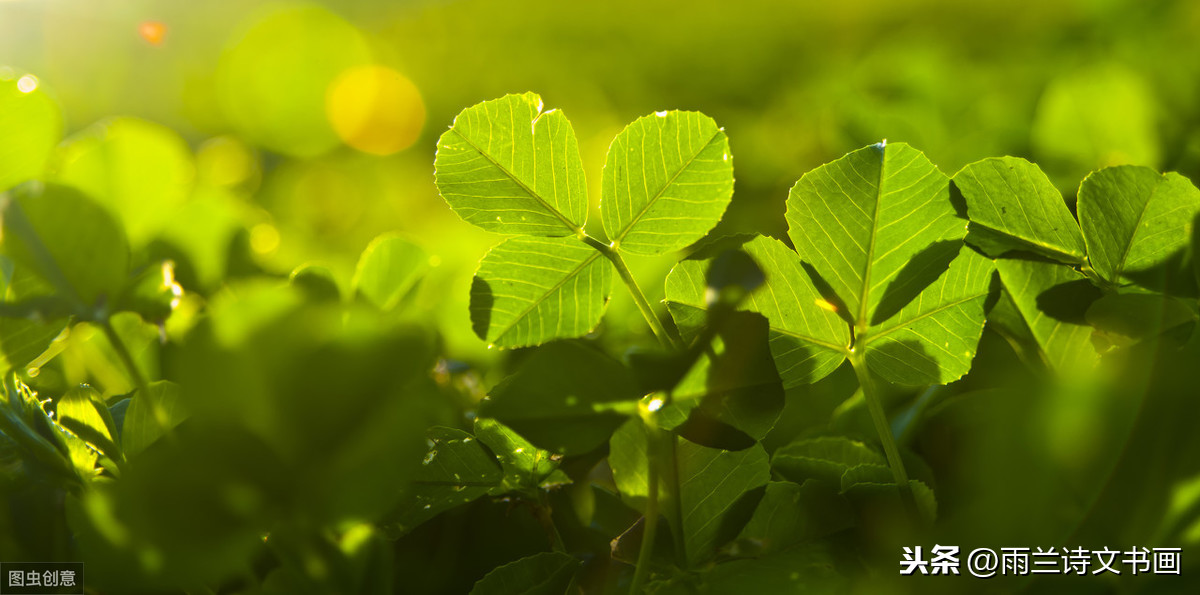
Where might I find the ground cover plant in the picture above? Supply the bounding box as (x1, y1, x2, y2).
(3, 74, 1200, 593)
(4, 1, 1200, 593)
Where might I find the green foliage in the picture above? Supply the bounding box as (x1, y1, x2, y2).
(665, 236, 848, 387)
(4, 64, 1200, 594)
(469, 552, 581, 595)
(1077, 166, 1200, 286)
(480, 340, 637, 455)
(352, 234, 427, 312)
(383, 427, 503, 536)
(600, 111, 733, 255)
(471, 237, 611, 347)
(437, 93, 588, 237)
(2, 183, 129, 311)
(0, 75, 60, 193)
(953, 156, 1086, 263)
(50, 117, 195, 246)
(435, 94, 736, 347)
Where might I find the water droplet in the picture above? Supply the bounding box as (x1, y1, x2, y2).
(655, 110, 668, 117)
(514, 448, 524, 454)
(462, 437, 473, 443)
(422, 450, 438, 465)
(647, 397, 664, 413)
(423, 504, 431, 510)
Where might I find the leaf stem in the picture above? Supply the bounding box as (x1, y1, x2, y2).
(100, 321, 170, 438)
(581, 234, 681, 349)
(533, 492, 567, 554)
(848, 350, 918, 519)
(629, 420, 662, 595)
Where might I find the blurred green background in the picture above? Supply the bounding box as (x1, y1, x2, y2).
(4, 0, 1199, 361)
(3, 1, 1200, 593)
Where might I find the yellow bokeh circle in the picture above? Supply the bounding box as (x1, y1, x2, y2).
(325, 65, 426, 156)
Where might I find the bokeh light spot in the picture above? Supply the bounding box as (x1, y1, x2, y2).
(216, 5, 371, 158)
(250, 223, 280, 255)
(196, 136, 259, 190)
(138, 21, 168, 46)
(325, 65, 426, 155)
(16, 75, 38, 93)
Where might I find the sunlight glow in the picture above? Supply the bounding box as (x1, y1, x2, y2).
(325, 65, 426, 155)
(16, 75, 38, 93)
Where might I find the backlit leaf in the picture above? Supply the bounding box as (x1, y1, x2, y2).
(383, 427, 503, 536)
(1077, 165, 1200, 286)
(860, 246, 994, 385)
(435, 93, 586, 236)
(470, 236, 611, 348)
(953, 156, 1086, 263)
(352, 234, 427, 312)
(601, 111, 733, 254)
(785, 142, 965, 328)
(771, 436, 885, 485)
(57, 384, 122, 472)
(122, 381, 188, 458)
(994, 258, 1098, 374)
(474, 418, 568, 496)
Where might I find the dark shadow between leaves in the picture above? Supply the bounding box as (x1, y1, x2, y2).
(948, 181, 970, 220)
(682, 233, 757, 262)
(799, 261, 853, 326)
(871, 240, 961, 326)
(680, 312, 784, 450)
(1122, 247, 1199, 299)
(469, 276, 493, 340)
(712, 484, 768, 559)
(677, 414, 756, 451)
(1036, 280, 1102, 325)
(984, 268, 1004, 313)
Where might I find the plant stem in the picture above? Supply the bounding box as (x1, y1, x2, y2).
(580, 234, 680, 349)
(101, 321, 171, 437)
(101, 321, 148, 397)
(629, 421, 661, 595)
(849, 350, 918, 519)
(533, 493, 567, 554)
